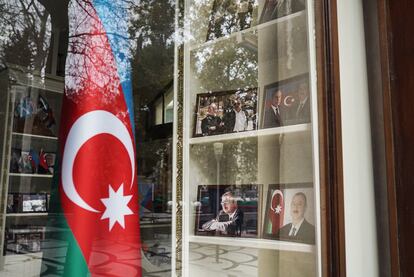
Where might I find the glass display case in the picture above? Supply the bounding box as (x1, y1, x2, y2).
(180, 0, 320, 276)
(0, 65, 63, 264)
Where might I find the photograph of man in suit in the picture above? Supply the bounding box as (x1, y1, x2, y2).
(293, 82, 310, 124)
(201, 191, 244, 236)
(263, 89, 286, 128)
(276, 192, 315, 244)
(201, 102, 223, 136)
(223, 98, 247, 133)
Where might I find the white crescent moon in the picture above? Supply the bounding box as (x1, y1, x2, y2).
(270, 189, 283, 212)
(62, 110, 135, 213)
(284, 96, 294, 107)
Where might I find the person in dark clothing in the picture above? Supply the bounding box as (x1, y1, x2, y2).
(202, 191, 244, 236)
(201, 103, 223, 136)
(263, 90, 287, 128)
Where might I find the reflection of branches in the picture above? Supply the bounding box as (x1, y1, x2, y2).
(69, 32, 129, 40)
(65, 0, 134, 104)
(0, 0, 51, 72)
(192, 41, 258, 91)
(191, 139, 258, 184)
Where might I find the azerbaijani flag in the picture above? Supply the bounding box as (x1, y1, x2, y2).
(267, 189, 284, 235)
(42, 0, 141, 276)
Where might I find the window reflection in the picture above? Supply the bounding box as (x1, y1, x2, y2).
(0, 0, 175, 276)
(0, 0, 52, 72)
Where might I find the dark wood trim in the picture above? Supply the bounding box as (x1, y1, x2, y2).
(315, 0, 346, 276)
(374, 0, 400, 276)
(382, 0, 414, 276)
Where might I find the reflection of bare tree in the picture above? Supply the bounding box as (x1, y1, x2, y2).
(192, 42, 258, 91)
(129, 0, 175, 98)
(65, 0, 126, 104)
(0, 0, 51, 72)
(191, 139, 258, 184)
(138, 138, 173, 211)
(187, 0, 258, 44)
(128, 0, 175, 140)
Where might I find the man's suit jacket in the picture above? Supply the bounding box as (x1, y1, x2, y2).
(201, 115, 222, 136)
(276, 219, 315, 244)
(202, 209, 244, 236)
(223, 109, 248, 133)
(263, 105, 286, 128)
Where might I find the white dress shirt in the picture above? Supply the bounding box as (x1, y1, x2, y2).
(289, 218, 305, 236)
(233, 109, 247, 132)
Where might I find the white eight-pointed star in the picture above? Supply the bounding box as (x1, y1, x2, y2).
(101, 184, 133, 231)
(275, 205, 282, 214)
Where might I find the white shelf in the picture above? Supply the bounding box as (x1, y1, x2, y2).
(188, 10, 306, 51)
(189, 235, 315, 253)
(141, 223, 172, 229)
(189, 123, 311, 144)
(6, 213, 48, 217)
(8, 64, 64, 93)
(12, 132, 58, 140)
(4, 251, 43, 260)
(9, 173, 53, 178)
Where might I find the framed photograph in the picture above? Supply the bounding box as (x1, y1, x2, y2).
(263, 183, 315, 244)
(37, 151, 56, 175)
(259, 0, 306, 24)
(21, 193, 48, 213)
(261, 74, 310, 129)
(20, 151, 35, 174)
(15, 233, 42, 253)
(9, 148, 21, 173)
(193, 88, 258, 137)
(13, 90, 57, 137)
(7, 193, 48, 213)
(206, 0, 255, 41)
(194, 184, 261, 238)
(6, 194, 18, 213)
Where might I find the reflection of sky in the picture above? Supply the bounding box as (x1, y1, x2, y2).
(66, 0, 135, 129)
(93, 0, 134, 126)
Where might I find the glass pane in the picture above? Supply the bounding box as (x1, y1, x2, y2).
(0, 0, 175, 276)
(182, 0, 318, 276)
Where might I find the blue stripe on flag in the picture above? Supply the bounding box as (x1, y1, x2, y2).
(92, 0, 135, 133)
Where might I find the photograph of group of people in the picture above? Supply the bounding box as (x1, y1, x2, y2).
(193, 75, 310, 137)
(194, 88, 258, 137)
(194, 183, 315, 245)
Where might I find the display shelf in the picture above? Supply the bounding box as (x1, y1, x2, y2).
(141, 223, 172, 229)
(188, 10, 306, 51)
(12, 132, 58, 140)
(6, 213, 48, 217)
(7, 64, 64, 94)
(189, 123, 310, 145)
(8, 173, 53, 178)
(4, 251, 43, 261)
(0, 66, 62, 260)
(188, 235, 314, 253)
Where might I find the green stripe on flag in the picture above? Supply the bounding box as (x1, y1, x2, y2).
(41, 155, 90, 277)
